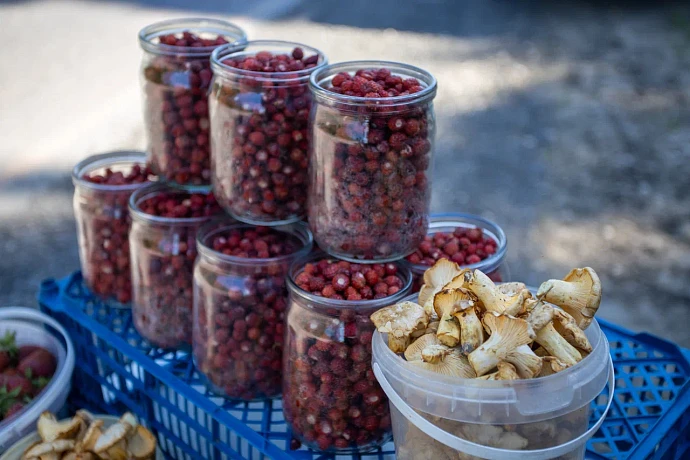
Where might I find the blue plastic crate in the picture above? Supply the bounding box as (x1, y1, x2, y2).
(38, 272, 689, 460)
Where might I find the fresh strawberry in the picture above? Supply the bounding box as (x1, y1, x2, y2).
(0, 373, 33, 397)
(18, 348, 56, 378)
(0, 331, 18, 372)
(3, 401, 24, 420)
(18, 345, 41, 361)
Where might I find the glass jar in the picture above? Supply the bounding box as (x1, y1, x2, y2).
(139, 18, 247, 188)
(283, 255, 412, 453)
(73, 151, 153, 305)
(403, 213, 509, 291)
(192, 220, 313, 400)
(209, 41, 327, 225)
(129, 183, 222, 348)
(307, 61, 437, 262)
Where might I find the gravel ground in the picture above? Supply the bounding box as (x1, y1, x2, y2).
(0, 0, 688, 346)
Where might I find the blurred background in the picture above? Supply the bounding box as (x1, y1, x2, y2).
(0, 0, 688, 346)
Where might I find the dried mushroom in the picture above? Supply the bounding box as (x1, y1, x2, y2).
(433, 288, 478, 347)
(37, 412, 83, 442)
(23, 440, 75, 458)
(469, 313, 532, 376)
(371, 301, 429, 353)
(22, 410, 156, 460)
(537, 267, 601, 330)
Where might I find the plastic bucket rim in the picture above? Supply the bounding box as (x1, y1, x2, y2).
(0, 307, 75, 448)
(372, 293, 611, 422)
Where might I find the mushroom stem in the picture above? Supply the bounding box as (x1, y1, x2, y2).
(468, 314, 533, 376)
(437, 314, 461, 347)
(453, 306, 484, 355)
(535, 322, 582, 366)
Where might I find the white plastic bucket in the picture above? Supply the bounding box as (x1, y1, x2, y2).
(0, 307, 75, 453)
(372, 295, 613, 460)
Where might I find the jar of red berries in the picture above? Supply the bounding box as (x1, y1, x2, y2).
(129, 183, 223, 348)
(283, 255, 412, 453)
(139, 18, 247, 188)
(307, 61, 437, 262)
(73, 151, 154, 305)
(192, 220, 313, 400)
(209, 41, 327, 224)
(404, 213, 508, 291)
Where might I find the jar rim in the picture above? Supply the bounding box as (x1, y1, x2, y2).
(138, 18, 247, 57)
(196, 219, 314, 266)
(403, 212, 508, 275)
(128, 182, 218, 225)
(309, 60, 437, 108)
(72, 151, 152, 192)
(211, 40, 328, 83)
(286, 252, 413, 309)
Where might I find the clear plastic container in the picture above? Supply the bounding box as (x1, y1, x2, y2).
(0, 307, 75, 452)
(209, 41, 327, 224)
(403, 213, 509, 292)
(192, 220, 313, 400)
(139, 18, 247, 188)
(129, 183, 222, 348)
(307, 61, 437, 262)
(72, 152, 152, 305)
(282, 255, 412, 453)
(372, 294, 614, 460)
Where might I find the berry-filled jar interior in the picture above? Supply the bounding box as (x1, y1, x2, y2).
(193, 221, 313, 401)
(307, 61, 437, 262)
(139, 18, 247, 188)
(209, 41, 327, 225)
(283, 254, 412, 453)
(72, 151, 154, 305)
(128, 183, 223, 349)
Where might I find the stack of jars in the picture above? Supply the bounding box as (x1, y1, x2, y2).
(72, 16, 509, 456)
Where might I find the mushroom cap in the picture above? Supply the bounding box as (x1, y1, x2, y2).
(128, 425, 157, 460)
(23, 440, 76, 458)
(418, 260, 465, 313)
(465, 271, 530, 315)
(409, 349, 476, 378)
(552, 309, 593, 352)
(93, 422, 132, 453)
(522, 299, 555, 337)
(411, 320, 440, 340)
(432, 288, 478, 319)
(421, 344, 454, 363)
(479, 361, 520, 380)
(404, 333, 441, 361)
(81, 420, 104, 452)
(537, 267, 601, 330)
(538, 356, 570, 377)
(37, 412, 83, 442)
(497, 282, 528, 297)
(370, 301, 428, 338)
